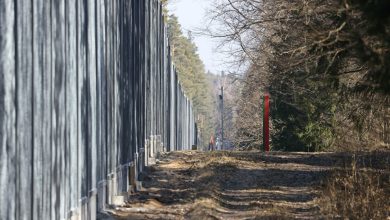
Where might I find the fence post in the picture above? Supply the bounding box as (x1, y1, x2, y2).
(263, 93, 270, 152)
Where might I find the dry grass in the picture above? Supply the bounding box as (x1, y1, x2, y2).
(320, 155, 390, 219)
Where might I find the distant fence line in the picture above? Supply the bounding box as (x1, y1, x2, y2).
(0, 0, 197, 219)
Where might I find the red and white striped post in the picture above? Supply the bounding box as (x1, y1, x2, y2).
(263, 93, 270, 152)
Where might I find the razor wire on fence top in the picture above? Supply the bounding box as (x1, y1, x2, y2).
(0, 0, 197, 219)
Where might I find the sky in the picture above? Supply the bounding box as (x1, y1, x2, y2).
(168, 0, 225, 74)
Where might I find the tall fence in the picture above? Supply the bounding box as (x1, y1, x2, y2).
(0, 0, 197, 219)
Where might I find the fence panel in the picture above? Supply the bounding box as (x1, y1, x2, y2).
(0, 0, 197, 219)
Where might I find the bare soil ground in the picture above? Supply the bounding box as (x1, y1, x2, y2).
(99, 151, 389, 220)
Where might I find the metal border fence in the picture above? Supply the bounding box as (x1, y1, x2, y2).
(0, 0, 197, 219)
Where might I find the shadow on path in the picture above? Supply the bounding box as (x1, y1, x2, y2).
(100, 150, 389, 219)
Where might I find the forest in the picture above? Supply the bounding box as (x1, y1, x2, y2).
(204, 0, 390, 152)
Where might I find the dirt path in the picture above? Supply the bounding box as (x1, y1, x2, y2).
(99, 151, 349, 219)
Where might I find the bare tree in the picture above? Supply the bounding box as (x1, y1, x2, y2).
(205, 0, 390, 151)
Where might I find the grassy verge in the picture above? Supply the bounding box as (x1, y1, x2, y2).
(320, 154, 390, 219)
